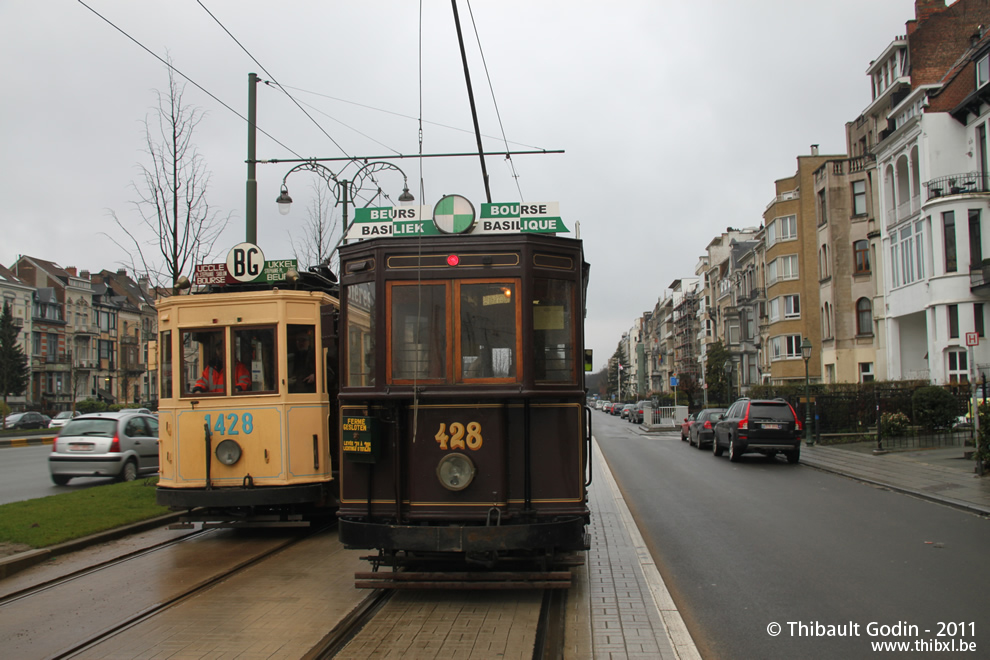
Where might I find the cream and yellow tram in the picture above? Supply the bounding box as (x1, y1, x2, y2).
(155, 278, 339, 525)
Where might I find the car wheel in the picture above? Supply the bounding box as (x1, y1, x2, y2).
(51, 474, 71, 486)
(785, 448, 801, 464)
(712, 434, 724, 457)
(696, 437, 706, 450)
(729, 437, 741, 462)
(119, 459, 138, 482)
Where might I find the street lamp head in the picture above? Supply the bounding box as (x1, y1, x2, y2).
(398, 186, 415, 205)
(801, 338, 813, 361)
(276, 185, 293, 215)
(723, 360, 732, 374)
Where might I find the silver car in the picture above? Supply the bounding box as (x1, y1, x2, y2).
(49, 411, 159, 485)
(48, 410, 81, 429)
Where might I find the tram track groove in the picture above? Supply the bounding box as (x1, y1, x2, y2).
(9, 524, 331, 659)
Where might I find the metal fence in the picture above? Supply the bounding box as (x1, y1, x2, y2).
(778, 386, 974, 450)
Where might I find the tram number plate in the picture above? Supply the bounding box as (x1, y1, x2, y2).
(434, 422, 484, 451)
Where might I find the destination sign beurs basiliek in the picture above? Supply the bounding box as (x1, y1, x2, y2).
(344, 202, 566, 240)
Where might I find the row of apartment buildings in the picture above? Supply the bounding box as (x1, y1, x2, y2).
(0, 257, 158, 413)
(619, 0, 990, 401)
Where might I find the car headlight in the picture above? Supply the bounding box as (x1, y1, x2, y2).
(215, 439, 242, 466)
(436, 453, 475, 491)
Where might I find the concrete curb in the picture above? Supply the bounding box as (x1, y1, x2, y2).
(799, 457, 990, 518)
(0, 436, 55, 448)
(0, 511, 185, 580)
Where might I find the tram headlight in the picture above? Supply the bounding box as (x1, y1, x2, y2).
(436, 453, 475, 491)
(215, 439, 242, 466)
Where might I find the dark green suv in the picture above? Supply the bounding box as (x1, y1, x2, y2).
(712, 398, 802, 463)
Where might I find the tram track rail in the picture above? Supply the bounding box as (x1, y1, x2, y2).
(2, 524, 332, 659)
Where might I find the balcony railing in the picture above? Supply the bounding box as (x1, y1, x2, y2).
(925, 172, 988, 200)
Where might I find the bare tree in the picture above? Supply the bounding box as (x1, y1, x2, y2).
(289, 179, 340, 273)
(108, 60, 231, 294)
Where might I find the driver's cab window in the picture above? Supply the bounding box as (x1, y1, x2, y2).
(182, 329, 226, 396)
(287, 324, 317, 393)
(233, 326, 277, 394)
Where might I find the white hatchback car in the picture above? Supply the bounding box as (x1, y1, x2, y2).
(48, 411, 159, 485)
(48, 410, 81, 429)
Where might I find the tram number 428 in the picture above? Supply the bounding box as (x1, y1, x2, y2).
(205, 413, 254, 436)
(435, 422, 483, 451)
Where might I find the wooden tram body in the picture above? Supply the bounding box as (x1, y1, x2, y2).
(336, 233, 591, 566)
(155, 279, 340, 525)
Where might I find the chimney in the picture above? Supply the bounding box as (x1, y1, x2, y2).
(915, 0, 946, 24)
(81, 270, 90, 280)
(66, 267, 77, 276)
(117, 268, 127, 277)
(811, 144, 820, 156)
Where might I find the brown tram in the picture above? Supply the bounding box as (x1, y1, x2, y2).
(335, 232, 592, 575)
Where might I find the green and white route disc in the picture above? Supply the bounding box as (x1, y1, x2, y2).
(433, 195, 476, 234)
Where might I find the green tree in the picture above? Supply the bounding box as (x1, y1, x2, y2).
(704, 340, 732, 405)
(0, 302, 29, 427)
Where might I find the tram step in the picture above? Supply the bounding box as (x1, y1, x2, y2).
(354, 571, 572, 590)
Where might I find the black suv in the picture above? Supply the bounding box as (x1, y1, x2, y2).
(712, 398, 802, 463)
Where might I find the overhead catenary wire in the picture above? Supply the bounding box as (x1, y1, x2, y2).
(76, 0, 303, 160)
(465, 0, 524, 201)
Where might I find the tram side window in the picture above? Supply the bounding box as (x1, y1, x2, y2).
(233, 327, 276, 393)
(390, 283, 447, 381)
(160, 330, 172, 399)
(182, 329, 226, 396)
(346, 282, 375, 387)
(287, 324, 317, 393)
(459, 282, 517, 380)
(533, 279, 575, 382)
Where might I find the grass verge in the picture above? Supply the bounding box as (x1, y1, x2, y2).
(0, 478, 168, 549)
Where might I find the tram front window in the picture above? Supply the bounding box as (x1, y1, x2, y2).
(390, 283, 446, 381)
(533, 279, 575, 382)
(182, 329, 226, 396)
(459, 282, 517, 380)
(288, 324, 317, 393)
(233, 327, 276, 393)
(346, 282, 375, 387)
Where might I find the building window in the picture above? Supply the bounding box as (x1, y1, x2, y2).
(767, 215, 797, 246)
(784, 294, 800, 319)
(977, 303, 985, 338)
(949, 304, 959, 339)
(825, 364, 836, 383)
(767, 255, 798, 285)
(854, 240, 870, 273)
(943, 211, 957, 273)
(856, 298, 873, 336)
(859, 362, 875, 383)
(948, 350, 969, 383)
(852, 180, 867, 216)
(820, 245, 830, 279)
(770, 334, 803, 361)
(969, 209, 983, 268)
(978, 54, 990, 88)
(891, 220, 925, 287)
(818, 189, 828, 225)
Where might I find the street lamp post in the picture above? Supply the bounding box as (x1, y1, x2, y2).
(801, 338, 813, 446)
(723, 360, 732, 406)
(275, 159, 414, 249)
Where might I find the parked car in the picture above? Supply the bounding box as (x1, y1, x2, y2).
(48, 411, 160, 485)
(48, 410, 81, 429)
(712, 398, 802, 463)
(688, 408, 727, 449)
(120, 407, 154, 415)
(620, 403, 636, 420)
(679, 413, 696, 441)
(629, 400, 650, 424)
(611, 402, 624, 416)
(4, 411, 50, 430)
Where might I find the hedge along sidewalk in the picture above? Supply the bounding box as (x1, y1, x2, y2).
(0, 478, 181, 578)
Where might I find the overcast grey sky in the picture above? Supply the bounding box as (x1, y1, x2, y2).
(0, 1, 917, 370)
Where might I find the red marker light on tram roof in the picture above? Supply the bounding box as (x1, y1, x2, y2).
(447, 254, 460, 266)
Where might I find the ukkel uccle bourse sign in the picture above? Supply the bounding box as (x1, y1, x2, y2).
(193, 243, 297, 286)
(344, 200, 566, 240)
